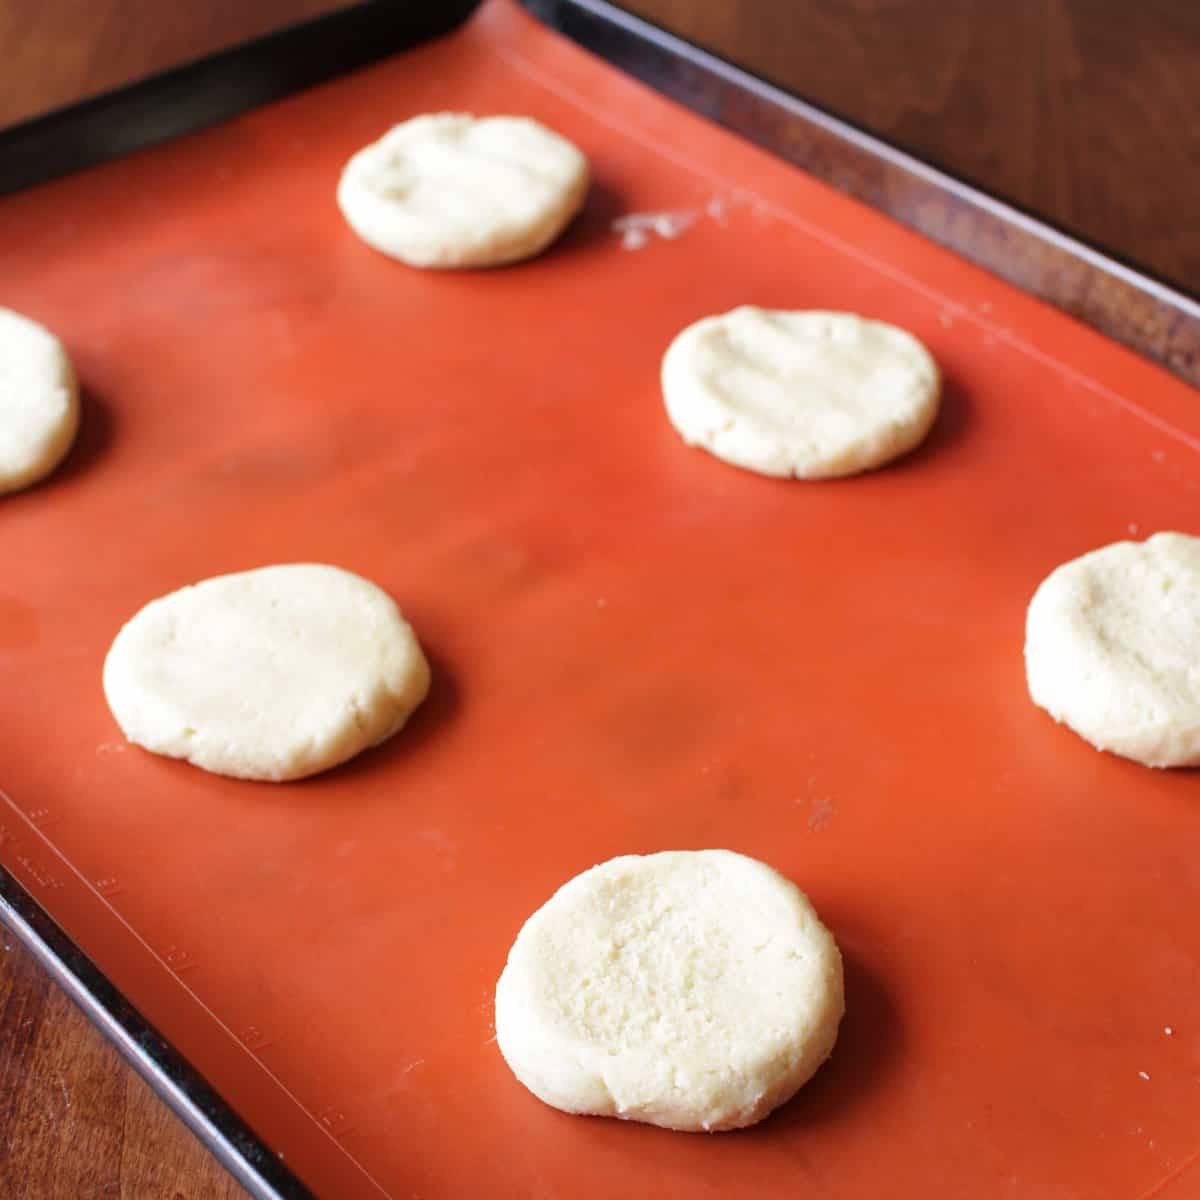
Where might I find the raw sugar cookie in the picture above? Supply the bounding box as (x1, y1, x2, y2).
(337, 113, 588, 268)
(103, 564, 430, 781)
(0, 307, 79, 494)
(495, 850, 844, 1132)
(662, 307, 940, 478)
(1025, 532, 1200, 767)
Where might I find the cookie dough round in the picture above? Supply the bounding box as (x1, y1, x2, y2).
(661, 307, 940, 478)
(0, 307, 79, 494)
(337, 113, 589, 268)
(1025, 532, 1200, 767)
(103, 564, 430, 782)
(494, 850, 844, 1132)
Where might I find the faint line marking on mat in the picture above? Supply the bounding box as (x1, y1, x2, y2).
(94, 875, 124, 899)
(0, 817, 65, 892)
(241, 1023, 274, 1053)
(1136, 1146, 1200, 1200)
(0, 788, 395, 1200)
(492, 45, 1200, 457)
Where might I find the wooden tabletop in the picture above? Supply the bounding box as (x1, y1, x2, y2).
(625, 0, 1200, 293)
(2, 2, 1197, 1197)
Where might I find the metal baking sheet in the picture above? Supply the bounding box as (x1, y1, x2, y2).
(3, 1, 1199, 1196)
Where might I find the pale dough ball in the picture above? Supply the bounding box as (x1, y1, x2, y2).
(337, 113, 589, 268)
(0, 307, 80, 494)
(494, 850, 844, 1132)
(103, 564, 430, 782)
(661, 307, 940, 478)
(1025, 532, 1200, 768)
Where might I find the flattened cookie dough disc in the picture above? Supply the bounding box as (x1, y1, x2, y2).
(495, 850, 844, 1132)
(337, 113, 589, 268)
(103, 564, 431, 781)
(1025, 532, 1200, 767)
(0, 307, 79, 494)
(661, 307, 940, 478)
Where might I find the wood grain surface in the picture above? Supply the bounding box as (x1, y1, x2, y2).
(0, 937, 246, 1199)
(624, 0, 1200, 290)
(0, 0, 351, 128)
(1, 2, 1197, 1198)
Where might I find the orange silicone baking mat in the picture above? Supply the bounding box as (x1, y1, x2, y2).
(3, 2, 1199, 1196)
